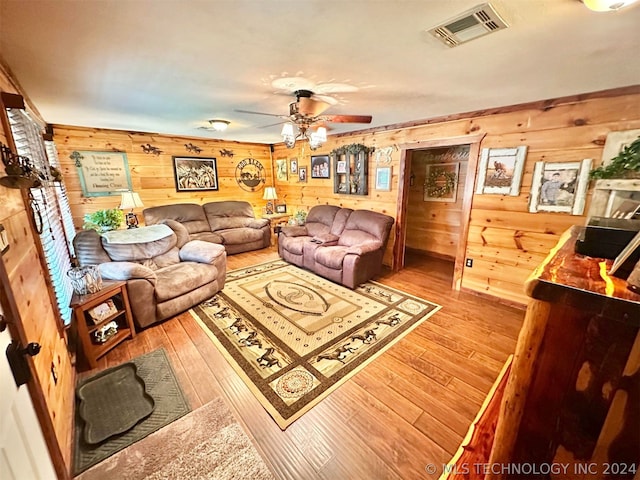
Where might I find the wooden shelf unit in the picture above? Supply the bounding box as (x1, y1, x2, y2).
(70, 280, 136, 369)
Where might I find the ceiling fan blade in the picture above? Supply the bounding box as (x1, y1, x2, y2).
(234, 109, 286, 118)
(321, 114, 372, 124)
(297, 97, 331, 117)
(258, 120, 288, 129)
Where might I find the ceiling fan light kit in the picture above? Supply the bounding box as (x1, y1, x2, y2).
(239, 85, 372, 150)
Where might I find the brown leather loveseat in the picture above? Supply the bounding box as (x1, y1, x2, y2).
(278, 205, 394, 288)
(143, 201, 270, 254)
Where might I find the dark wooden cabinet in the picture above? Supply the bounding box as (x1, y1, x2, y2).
(332, 148, 369, 196)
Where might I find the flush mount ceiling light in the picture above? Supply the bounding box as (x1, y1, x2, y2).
(582, 0, 639, 10)
(208, 119, 230, 131)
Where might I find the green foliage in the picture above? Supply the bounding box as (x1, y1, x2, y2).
(294, 209, 308, 225)
(83, 209, 124, 232)
(589, 136, 640, 179)
(330, 143, 374, 156)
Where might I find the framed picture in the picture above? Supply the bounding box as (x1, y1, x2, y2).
(529, 159, 592, 215)
(298, 166, 307, 183)
(73, 151, 133, 197)
(601, 129, 640, 167)
(290, 158, 298, 174)
(87, 300, 118, 324)
(336, 160, 347, 174)
(275, 204, 287, 214)
(375, 166, 392, 191)
(475, 146, 527, 196)
(276, 158, 288, 181)
(311, 155, 330, 179)
(424, 162, 459, 202)
(173, 156, 218, 191)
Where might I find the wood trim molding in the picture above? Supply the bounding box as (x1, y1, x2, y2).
(393, 133, 485, 294)
(332, 84, 640, 139)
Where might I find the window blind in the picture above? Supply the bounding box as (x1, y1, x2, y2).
(7, 108, 74, 325)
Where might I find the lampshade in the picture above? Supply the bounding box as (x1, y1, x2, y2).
(281, 124, 295, 137)
(583, 0, 638, 10)
(119, 191, 144, 210)
(263, 187, 278, 200)
(208, 119, 230, 131)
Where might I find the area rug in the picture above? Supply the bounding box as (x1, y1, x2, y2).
(73, 348, 191, 475)
(190, 260, 441, 429)
(76, 397, 274, 480)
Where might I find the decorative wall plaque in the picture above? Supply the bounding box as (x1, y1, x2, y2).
(72, 151, 133, 197)
(235, 157, 266, 192)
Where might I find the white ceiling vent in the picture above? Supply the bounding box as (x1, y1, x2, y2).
(427, 3, 508, 48)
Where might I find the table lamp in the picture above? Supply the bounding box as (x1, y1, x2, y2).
(263, 187, 278, 215)
(119, 191, 144, 228)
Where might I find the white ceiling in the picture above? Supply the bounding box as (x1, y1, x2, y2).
(1, 0, 639, 144)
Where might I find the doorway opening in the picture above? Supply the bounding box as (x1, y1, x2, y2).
(393, 135, 484, 290)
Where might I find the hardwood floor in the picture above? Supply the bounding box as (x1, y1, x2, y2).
(91, 247, 525, 480)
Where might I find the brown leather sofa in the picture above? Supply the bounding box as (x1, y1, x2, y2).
(142, 201, 270, 254)
(278, 205, 394, 288)
(73, 224, 226, 329)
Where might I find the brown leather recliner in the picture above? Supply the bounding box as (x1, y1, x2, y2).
(73, 224, 226, 329)
(279, 206, 394, 288)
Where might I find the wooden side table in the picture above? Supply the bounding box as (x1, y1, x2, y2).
(262, 213, 291, 245)
(70, 280, 136, 369)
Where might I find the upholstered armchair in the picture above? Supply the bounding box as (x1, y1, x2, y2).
(73, 223, 226, 329)
(311, 210, 394, 288)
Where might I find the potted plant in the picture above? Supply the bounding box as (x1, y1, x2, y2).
(291, 209, 307, 226)
(589, 136, 640, 179)
(83, 209, 124, 232)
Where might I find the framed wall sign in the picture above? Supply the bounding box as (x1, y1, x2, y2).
(276, 159, 288, 181)
(173, 156, 218, 191)
(73, 151, 133, 197)
(375, 166, 392, 191)
(298, 166, 307, 183)
(290, 158, 298, 174)
(529, 159, 592, 215)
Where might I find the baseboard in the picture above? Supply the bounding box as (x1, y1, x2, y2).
(460, 286, 526, 310)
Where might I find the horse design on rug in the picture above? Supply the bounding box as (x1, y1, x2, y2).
(227, 317, 248, 335)
(350, 329, 378, 344)
(256, 347, 281, 368)
(316, 343, 358, 364)
(238, 331, 262, 348)
(376, 313, 402, 327)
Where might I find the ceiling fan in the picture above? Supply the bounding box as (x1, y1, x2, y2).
(235, 89, 372, 149)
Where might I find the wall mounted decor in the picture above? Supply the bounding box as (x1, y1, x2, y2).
(375, 166, 392, 191)
(311, 155, 331, 179)
(173, 156, 218, 191)
(424, 162, 459, 202)
(290, 158, 298, 174)
(235, 157, 266, 192)
(184, 143, 202, 154)
(276, 158, 288, 181)
(220, 148, 235, 158)
(275, 204, 287, 214)
(141, 144, 163, 156)
(331, 144, 372, 195)
(72, 151, 133, 197)
(374, 145, 396, 164)
(475, 146, 527, 196)
(529, 159, 592, 215)
(298, 166, 308, 183)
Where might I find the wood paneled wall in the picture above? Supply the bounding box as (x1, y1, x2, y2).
(272, 87, 640, 305)
(0, 65, 74, 476)
(406, 147, 469, 259)
(52, 126, 273, 228)
(53, 87, 640, 307)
